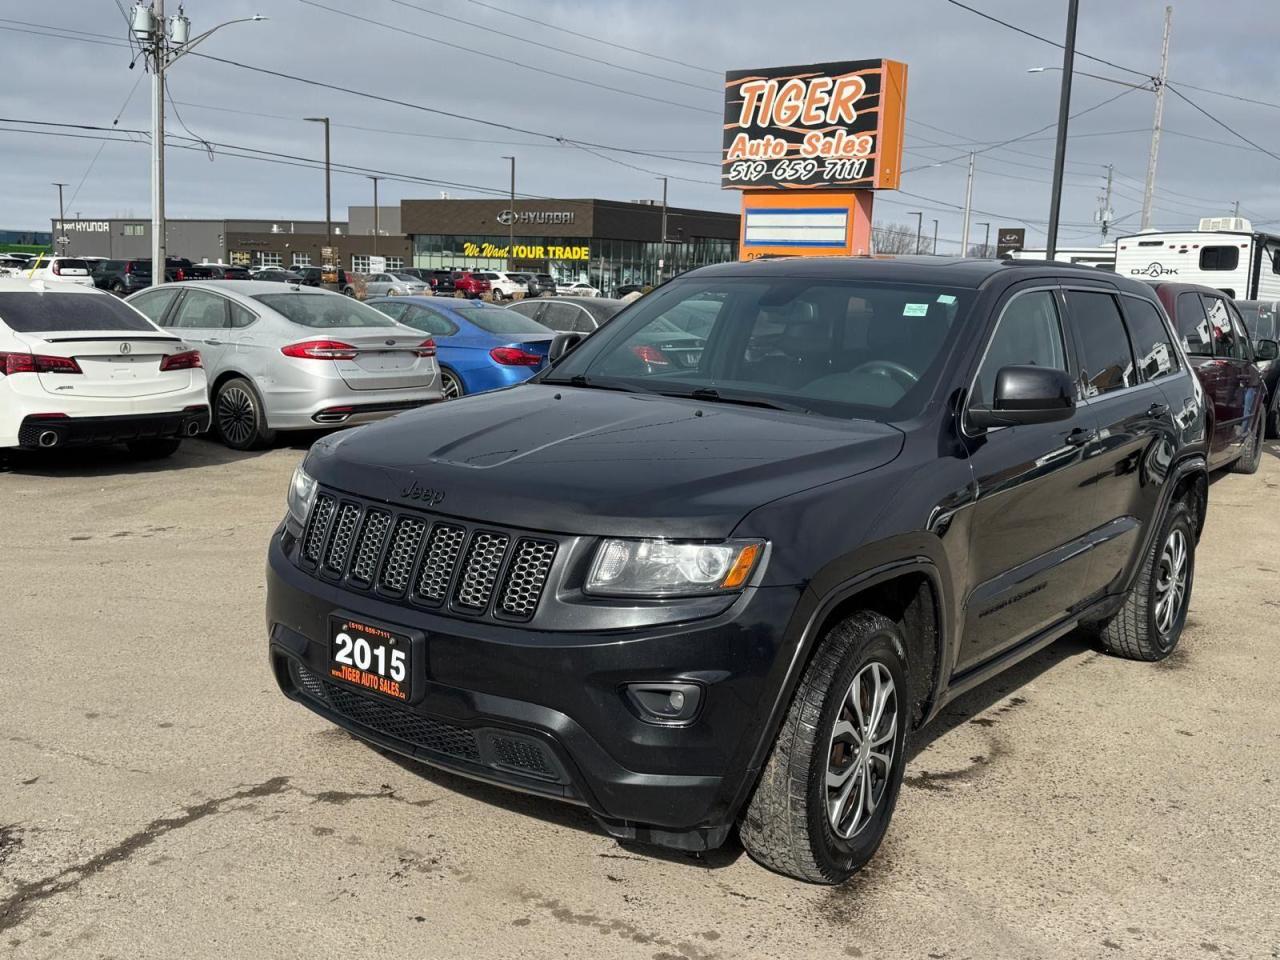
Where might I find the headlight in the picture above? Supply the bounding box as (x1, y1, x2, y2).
(585, 538, 764, 598)
(286, 464, 318, 527)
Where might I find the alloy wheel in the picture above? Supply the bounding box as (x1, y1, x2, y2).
(217, 386, 256, 447)
(1154, 527, 1189, 637)
(826, 661, 898, 841)
(441, 371, 463, 401)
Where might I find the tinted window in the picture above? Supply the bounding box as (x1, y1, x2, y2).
(1122, 297, 1179, 381)
(0, 292, 156, 333)
(252, 293, 394, 328)
(131, 288, 180, 325)
(1202, 295, 1244, 359)
(974, 290, 1068, 408)
(1200, 246, 1239, 271)
(1065, 290, 1135, 396)
(1174, 293, 1213, 356)
(402, 305, 459, 337)
(171, 290, 228, 329)
(464, 306, 552, 335)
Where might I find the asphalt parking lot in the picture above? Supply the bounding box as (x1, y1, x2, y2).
(2, 437, 1279, 960)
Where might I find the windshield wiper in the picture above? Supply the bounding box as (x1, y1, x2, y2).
(541, 373, 654, 394)
(672, 387, 811, 414)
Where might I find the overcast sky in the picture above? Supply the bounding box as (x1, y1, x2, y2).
(3, 0, 1277, 252)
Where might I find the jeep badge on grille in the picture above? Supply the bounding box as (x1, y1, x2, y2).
(401, 481, 446, 507)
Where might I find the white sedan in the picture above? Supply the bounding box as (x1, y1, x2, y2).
(558, 280, 601, 297)
(0, 279, 210, 456)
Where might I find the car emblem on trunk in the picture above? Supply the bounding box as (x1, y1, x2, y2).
(119, 342, 132, 354)
(386, 339, 395, 346)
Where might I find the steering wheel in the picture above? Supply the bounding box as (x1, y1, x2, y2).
(848, 360, 919, 387)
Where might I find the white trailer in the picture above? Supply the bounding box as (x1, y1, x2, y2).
(1114, 217, 1280, 300)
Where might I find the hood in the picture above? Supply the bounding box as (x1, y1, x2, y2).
(306, 383, 904, 538)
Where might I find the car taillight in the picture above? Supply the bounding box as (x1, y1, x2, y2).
(160, 350, 203, 371)
(125, 262, 134, 274)
(415, 339, 437, 358)
(281, 340, 359, 360)
(51, 262, 63, 275)
(489, 346, 543, 367)
(629, 344, 670, 366)
(175, 268, 185, 281)
(0, 352, 83, 375)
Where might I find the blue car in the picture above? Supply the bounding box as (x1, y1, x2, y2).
(367, 296, 554, 400)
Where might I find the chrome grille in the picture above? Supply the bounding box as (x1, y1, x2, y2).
(325, 502, 360, 572)
(379, 517, 426, 594)
(349, 509, 390, 584)
(455, 532, 510, 610)
(302, 494, 335, 563)
(415, 524, 466, 604)
(499, 539, 556, 620)
(298, 492, 557, 623)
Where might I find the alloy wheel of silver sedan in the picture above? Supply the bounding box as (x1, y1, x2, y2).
(217, 385, 257, 447)
(1154, 527, 1189, 636)
(826, 661, 898, 840)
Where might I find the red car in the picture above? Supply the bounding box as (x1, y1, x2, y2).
(1151, 282, 1268, 473)
(452, 271, 491, 300)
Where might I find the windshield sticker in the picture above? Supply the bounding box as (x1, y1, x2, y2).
(903, 303, 929, 317)
(936, 294, 956, 304)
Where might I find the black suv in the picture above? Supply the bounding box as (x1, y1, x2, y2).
(267, 257, 1209, 883)
(92, 257, 193, 293)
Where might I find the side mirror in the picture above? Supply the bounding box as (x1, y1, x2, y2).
(968, 365, 1076, 430)
(1255, 338, 1279, 361)
(548, 332, 584, 363)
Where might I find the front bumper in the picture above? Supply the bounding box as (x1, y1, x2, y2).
(17, 407, 209, 448)
(266, 526, 801, 850)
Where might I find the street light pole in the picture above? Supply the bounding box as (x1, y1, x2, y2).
(931, 219, 939, 255)
(975, 221, 991, 257)
(501, 155, 515, 269)
(304, 117, 332, 248)
(1045, 0, 1080, 262)
(366, 176, 381, 256)
(52, 182, 68, 254)
(657, 176, 669, 282)
(908, 211, 922, 254)
(1141, 5, 1172, 230)
(960, 152, 975, 254)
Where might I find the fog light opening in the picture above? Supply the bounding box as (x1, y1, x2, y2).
(624, 682, 702, 725)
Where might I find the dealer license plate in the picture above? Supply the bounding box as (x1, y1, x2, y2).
(328, 616, 411, 702)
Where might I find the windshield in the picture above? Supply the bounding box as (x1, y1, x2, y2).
(544, 276, 973, 421)
(465, 307, 553, 335)
(0, 292, 156, 333)
(252, 293, 396, 328)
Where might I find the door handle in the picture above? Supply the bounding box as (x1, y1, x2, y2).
(1146, 401, 1169, 417)
(204, 338, 224, 346)
(1065, 427, 1098, 447)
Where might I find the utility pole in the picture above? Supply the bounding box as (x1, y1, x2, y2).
(657, 176, 669, 282)
(975, 221, 991, 257)
(1233, 199, 1241, 218)
(931, 219, 939, 256)
(366, 176, 381, 255)
(52, 182, 68, 254)
(1141, 5, 1172, 231)
(1098, 163, 1115, 239)
(960, 152, 975, 254)
(304, 118, 332, 248)
(501, 155, 515, 269)
(1045, 0, 1080, 261)
(908, 211, 922, 254)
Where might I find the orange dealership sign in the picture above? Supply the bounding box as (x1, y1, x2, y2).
(722, 58, 908, 191)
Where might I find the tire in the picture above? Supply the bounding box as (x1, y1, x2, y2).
(1231, 412, 1264, 475)
(440, 368, 464, 401)
(739, 611, 909, 884)
(214, 377, 275, 451)
(342, 286, 356, 298)
(125, 437, 181, 458)
(110, 281, 125, 296)
(1097, 499, 1195, 661)
(491, 289, 505, 302)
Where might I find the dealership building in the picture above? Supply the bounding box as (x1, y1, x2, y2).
(51, 197, 738, 290)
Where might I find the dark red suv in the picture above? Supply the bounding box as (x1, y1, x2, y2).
(1150, 282, 1268, 473)
(452, 271, 491, 299)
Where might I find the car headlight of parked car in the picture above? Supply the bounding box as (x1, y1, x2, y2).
(585, 538, 764, 597)
(286, 464, 318, 527)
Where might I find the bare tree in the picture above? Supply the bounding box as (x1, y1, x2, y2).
(967, 243, 996, 258)
(872, 221, 920, 255)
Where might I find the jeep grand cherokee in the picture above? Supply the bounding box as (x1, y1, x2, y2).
(266, 257, 1209, 883)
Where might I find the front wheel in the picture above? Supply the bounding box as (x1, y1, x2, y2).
(739, 611, 909, 884)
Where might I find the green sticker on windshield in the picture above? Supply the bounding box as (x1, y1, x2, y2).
(903, 303, 929, 317)
(936, 294, 957, 304)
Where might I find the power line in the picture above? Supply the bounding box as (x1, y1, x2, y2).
(296, 0, 718, 116)
(463, 0, 721, 77)
(66, 72, 146, 210)
(1165, 83, 1280, 164)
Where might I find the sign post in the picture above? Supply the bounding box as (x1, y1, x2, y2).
(722, 58, 908, 259)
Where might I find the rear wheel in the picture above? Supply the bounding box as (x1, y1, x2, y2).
(110, 280, 126, 296)
(1231, 413, 1264, 475)
(492, 289, 505, 302)
(739, 611, 909, 884)
(215, 377, 274, 451)
(125, 437, 181, 458)
(440, 369, 464, 401)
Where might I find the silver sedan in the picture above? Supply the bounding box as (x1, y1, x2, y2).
(365, 272, 430, 297)
(126, 280, 442, 449)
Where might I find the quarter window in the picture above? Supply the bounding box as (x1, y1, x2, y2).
(1066, 290, 1135, 397)
(973, 290, 1067, 409)
(229, 302, 257, 329)
(1199, 246, 1239, 271)
(1122, 297, 1179, 381)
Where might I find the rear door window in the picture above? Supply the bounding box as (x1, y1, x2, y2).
(403, 305, 459, 336)
(1065, 290, 1136, 396)
(540, 302, 584, 333)
(0, 292, 157, 333)
(1174, 293, 1213, 356)
(1121, 296, 1180, 381)
(370, 300, 408, 322)
(130, 288, 181, 325)
(171, 290, 229, 330)
(1201, 295, 1245, 359)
